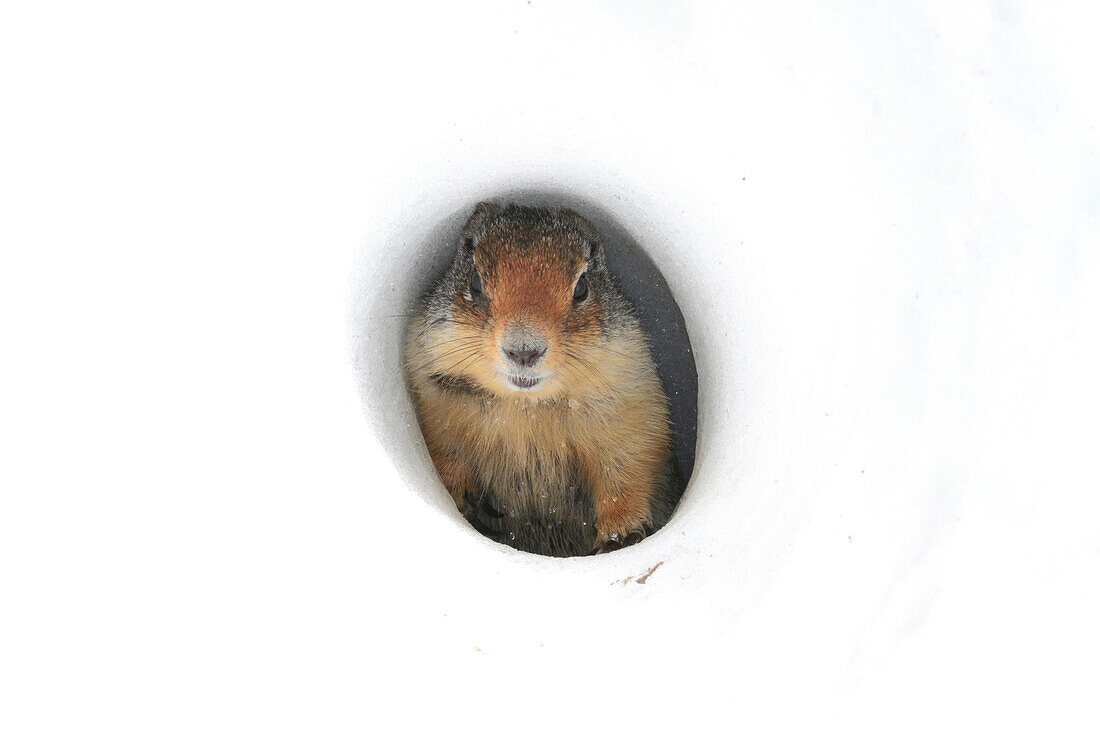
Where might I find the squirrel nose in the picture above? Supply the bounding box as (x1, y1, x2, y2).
(503, 344, 547, 368)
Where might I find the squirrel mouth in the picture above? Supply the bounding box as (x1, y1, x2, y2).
(508, 374, 543, 390)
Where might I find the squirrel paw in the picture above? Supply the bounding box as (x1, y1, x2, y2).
(467, 489, 504, 518)
(460, 490, 507, 539)
(591, 527, 648, 555)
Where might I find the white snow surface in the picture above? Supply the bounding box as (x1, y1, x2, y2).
(2, 1, 1099, 730)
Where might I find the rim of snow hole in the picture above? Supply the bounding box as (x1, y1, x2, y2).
(350, 187, 701, 560)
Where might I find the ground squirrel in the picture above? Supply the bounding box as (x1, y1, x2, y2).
(404, 203, 682, 556)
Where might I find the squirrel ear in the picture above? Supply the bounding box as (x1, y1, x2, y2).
(559, 209, 602, 259)
(462, 201, 501, 247)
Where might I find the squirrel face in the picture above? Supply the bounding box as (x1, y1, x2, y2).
(425, 203, 616, 401)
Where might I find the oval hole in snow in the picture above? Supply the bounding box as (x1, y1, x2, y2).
(349, 188, 698, 556)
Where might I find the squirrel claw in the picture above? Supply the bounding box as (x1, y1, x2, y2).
(592, 527, 648, 555)
(462, 505, 504, 540)
(472, 491, 504, 519)
(461, 490, 508, 540)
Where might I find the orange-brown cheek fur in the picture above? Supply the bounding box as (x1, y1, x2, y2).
(427, 281, 594, 401)
(436, 321, 612, 402)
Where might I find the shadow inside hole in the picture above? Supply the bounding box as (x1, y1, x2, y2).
(350, 188, 698, 552)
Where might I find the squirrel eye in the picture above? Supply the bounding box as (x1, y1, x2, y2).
(573, 273, 588, 302)
(469, 270, 483, 299)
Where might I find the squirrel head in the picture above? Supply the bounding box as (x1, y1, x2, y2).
(426, 202, 620, 400)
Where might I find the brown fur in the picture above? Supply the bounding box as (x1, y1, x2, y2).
(404, 203, 680, 556)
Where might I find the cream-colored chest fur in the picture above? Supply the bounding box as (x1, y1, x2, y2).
(423, 391, 600, 510)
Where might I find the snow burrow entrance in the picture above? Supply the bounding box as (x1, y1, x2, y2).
(349, 187, 702, 554)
